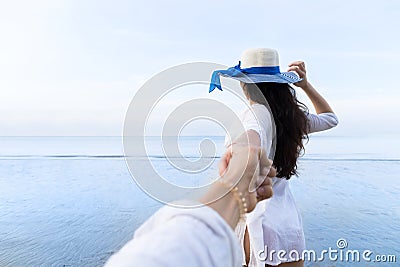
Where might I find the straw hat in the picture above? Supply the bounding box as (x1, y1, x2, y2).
(209, 48, 302, 92)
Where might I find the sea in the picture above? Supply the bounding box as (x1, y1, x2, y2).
(0, 136, 399, 267)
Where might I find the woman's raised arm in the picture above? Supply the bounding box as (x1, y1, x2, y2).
(288, 61, 335, 114)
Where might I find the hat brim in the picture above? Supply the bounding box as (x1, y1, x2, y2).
(220, 72, 302, 84)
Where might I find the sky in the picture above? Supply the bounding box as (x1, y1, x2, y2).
(0, 0, 399, 136)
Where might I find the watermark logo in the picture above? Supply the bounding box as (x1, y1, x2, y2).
(123, 62, 276, 207)
(257, 238, 397, 264)
(336, 238, 348, 249)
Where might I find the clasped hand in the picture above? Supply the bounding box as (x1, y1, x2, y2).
(218, 143, 276, 212)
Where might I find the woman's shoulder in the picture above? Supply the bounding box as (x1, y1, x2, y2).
(240, 103, 273, 132)
(247, 103, 272, 120)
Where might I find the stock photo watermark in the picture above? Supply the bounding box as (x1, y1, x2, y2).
(257, 238, 397, 264)
(123, 62, 275, 206)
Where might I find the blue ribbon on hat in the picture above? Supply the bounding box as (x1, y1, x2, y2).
(209, 61, 281, 92)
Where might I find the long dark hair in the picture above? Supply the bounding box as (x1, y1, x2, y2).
(243, 82, 309, 179)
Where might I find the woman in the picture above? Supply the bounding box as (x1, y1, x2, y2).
(210, 48, 339, 267)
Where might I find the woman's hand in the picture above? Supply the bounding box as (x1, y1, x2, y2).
(288, 60, 336, 114)
(287, 61, 309, 89)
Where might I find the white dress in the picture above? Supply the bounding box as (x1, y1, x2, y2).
(226, 103, 339, 266)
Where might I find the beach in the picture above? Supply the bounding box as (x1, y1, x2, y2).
(0, 136, 399, 266)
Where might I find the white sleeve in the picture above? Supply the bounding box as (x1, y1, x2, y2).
(241, 108, 264, 136)
(225, 105, 273, 152)
(242, 105, 273, 155)
(225, 108, 262, 148)
(105, 203, 242, 267)
(307, 112, 339, 134)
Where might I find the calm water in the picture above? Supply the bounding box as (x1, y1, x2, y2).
(0, 136, 399, 266)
